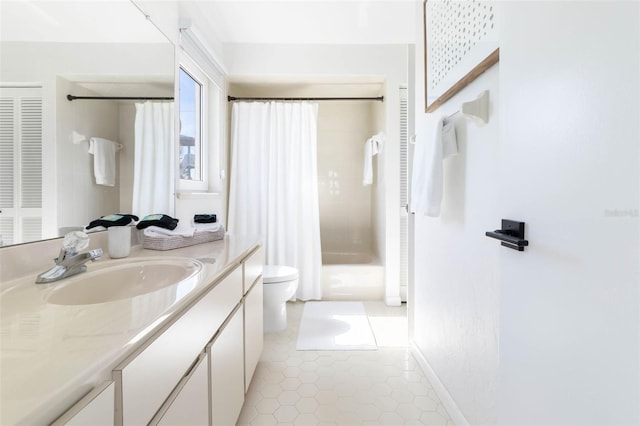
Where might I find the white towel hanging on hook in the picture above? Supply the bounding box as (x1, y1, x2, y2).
(88, 137, 121, 186)
(410, 117, 458, 217)
(363, 132, 384, 186)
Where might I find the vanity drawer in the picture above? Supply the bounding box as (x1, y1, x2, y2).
(52, 381, 114, 426)
(114, 266, 242, 426)
(243, 246, 263, 294)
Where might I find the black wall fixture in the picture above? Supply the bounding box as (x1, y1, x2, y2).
(485, 219, 528, 251)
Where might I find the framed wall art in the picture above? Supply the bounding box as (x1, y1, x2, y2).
(424, 0, 499, 113)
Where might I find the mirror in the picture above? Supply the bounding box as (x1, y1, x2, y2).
(0, 0, 175, 247)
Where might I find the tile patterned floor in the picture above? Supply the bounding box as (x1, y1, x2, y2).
(237, 301, 453, 426)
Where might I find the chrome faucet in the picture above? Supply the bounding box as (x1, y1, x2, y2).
(36, 232, 103, 284)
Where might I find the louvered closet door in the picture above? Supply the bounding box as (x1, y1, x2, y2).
(0, 87, 43, 246)
(399, 86, 409, 302)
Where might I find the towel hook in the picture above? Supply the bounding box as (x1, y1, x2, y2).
(444, 90, 490, 125)
(461, 90, 489, 123)
(72, 131, 87, 145)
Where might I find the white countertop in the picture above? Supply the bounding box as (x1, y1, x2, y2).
(0, 235, 260, 425)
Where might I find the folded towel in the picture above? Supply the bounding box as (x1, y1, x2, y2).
(143, 224, 195, 238)
(136, 214, 179, 230)
(88, 137, 118, 187)
(193, 222, 221, 233)
(194, 214, 217, 224)
(143, 225, 226, 250)
(86, 214, 138, 230)
(410, 117, 458, 217)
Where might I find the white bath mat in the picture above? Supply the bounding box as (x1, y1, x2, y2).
(296, 301, 377, 351)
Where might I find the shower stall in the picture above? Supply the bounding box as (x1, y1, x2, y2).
(228, 81, 388, 301)
(316, 99, 385, 300)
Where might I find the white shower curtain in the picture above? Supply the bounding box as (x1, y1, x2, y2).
(132, 101, 175, 218)
(228, 102, 322, 301)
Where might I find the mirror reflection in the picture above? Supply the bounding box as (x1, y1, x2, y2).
(0, 0, 175, 247)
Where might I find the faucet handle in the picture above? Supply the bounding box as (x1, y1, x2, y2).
(55, 231, 91, 264)
(89, 248, 103, 260)
(63, 231, 89, 252)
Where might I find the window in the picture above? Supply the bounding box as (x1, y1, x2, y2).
(177, 47, 225, 195)
(179, 67, 202, 181)
(178, 57, 208, 191)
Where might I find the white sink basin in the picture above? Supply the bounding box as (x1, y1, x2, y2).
(45, 258, 203, 305)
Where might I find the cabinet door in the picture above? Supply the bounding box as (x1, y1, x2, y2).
(155, 353, 209, 426)
(51, 382, 114, 426)
(243, 246, 263, 294)
(209, 306, 244, 426)
(244, 279, 263, 392)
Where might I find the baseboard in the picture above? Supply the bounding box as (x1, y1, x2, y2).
(410, 342, 470, 426)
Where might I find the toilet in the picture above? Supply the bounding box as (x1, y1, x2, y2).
(262, 265, 298, 333)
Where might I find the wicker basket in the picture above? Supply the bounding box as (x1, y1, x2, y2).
(142, 227, 225, 251)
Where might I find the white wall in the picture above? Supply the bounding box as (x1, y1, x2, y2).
(411, 1, 640, 425)
(412, 67, 501, 425)
(56, 78, 120, 231)
(119, 104, 136, 215)
(226, 43, 407, 305)
(372, 90, 387, 263)
(317, 101, 376, 256)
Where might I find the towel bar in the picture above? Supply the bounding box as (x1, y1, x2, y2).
(485, 219, 528, 251)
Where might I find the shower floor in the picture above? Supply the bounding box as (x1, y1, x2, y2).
(321, 260, 385, 301)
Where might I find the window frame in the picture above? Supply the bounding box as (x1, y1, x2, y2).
(178, 55, 209, 192)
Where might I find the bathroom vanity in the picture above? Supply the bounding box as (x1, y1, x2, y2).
(0, 235, 263, 425)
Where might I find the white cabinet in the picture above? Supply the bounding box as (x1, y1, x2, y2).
(53, 243, 265, 426)
(244, 278, 263, 392)
(209, 306, 245, 426)
(52, 382, 114, 426)
(114, 267, 242, 425)
(153, 353, 209, 426)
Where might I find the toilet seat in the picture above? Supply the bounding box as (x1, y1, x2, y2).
(263, 265, 298, 284)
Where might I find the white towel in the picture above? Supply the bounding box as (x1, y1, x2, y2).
(410, 117, 458, 217)
(193, 222, 221, 233)
(88, 137, 117, 187)
(143, 225, 195, 238)
(362, 133, 384, 186)
(84, 225, 106, 233)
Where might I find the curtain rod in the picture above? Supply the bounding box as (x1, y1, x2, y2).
(227, 96, 384, 102)
(67, 94, 174, 101)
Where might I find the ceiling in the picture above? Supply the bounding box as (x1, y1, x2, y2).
(0, 0, 168, 43)
(1, 0, 418, 46)
(180, 0, 418, 45)
(1, 0, 417, 94)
